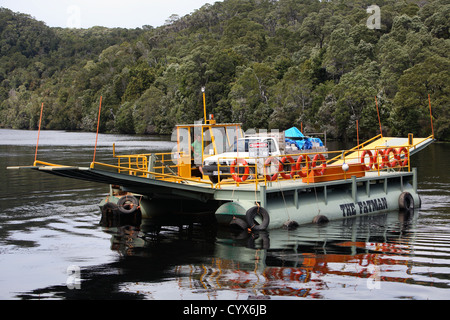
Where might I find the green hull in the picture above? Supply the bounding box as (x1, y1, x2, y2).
(97, 168, 419, 230)
(214, 170, 419, 229)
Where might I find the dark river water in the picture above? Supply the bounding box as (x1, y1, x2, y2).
(1, 129, 449, 300)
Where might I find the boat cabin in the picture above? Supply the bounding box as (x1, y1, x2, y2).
(174, 118, 244, 179)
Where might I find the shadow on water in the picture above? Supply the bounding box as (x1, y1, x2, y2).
(16, 207, 420, 300)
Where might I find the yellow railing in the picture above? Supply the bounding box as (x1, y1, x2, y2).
(151, 152, 180, 176)
(33, 144, 412, 190)
(327, 134, 382, 164)
(33, 160, 70, 167)
(113, 152, 180, 177)
(116, 154, 148, 176)
(89, 160, 214, 187)
(409, 134, 434, 149)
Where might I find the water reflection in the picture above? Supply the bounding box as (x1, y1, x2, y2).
(13, 204, 450, 300)
(85, 208, 439, 300)
(200, 212, 419, 299)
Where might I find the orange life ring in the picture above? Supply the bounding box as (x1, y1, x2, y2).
(230, 158, 249, 182)
(312, 154, 326, 175)
(279, 156, 296, 179)
(384, 148, 398, 168)
(360, 150, 375, 171)
(396, 147, 409, 167)
(295, 155, 311, 178)
(264, 157, 279, 181)
(374, 149, 385, 169)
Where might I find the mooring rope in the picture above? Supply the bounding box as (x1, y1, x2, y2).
(277, 179, 291, 222)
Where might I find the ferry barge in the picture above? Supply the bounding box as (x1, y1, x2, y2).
(8, 95, 435, 231)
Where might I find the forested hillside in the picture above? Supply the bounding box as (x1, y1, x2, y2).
(0, 0, 449, 140)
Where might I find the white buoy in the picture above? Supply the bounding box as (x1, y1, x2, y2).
(342, 163, 349, 172)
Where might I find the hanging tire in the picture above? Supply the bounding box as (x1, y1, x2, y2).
(229, 217, 249, 230)
(101, 202, 119, 215)
(312, 215, 329, 224)
(398, 192, 414, 211)
(283, 220, 299, 230)
(246, 206, 270, 231)
(100, 202, 120, 227)
(117, 195, 139, 214)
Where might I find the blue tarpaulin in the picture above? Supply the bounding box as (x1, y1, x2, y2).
(285, 127, 323, 150)
(285, 127, 305, 138)
(286, 138, 311, 149)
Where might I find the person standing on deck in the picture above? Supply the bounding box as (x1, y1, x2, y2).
(191, 134, 203, 174)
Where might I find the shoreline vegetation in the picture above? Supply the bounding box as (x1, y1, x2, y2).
(0, 0, 448, 141)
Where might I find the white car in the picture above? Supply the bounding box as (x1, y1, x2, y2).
(202, 137, 281, 183)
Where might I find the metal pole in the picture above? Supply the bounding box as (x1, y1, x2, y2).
(34, 102, 44, 165)
(92, 96, 102, 164)
(428, 94, 434, 138)
(375, 96, 382, 137)
(202, 87, 207, 124)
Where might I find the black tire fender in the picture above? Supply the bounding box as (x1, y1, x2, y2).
(101, 202, 119, 215)
(229, 217, 249, 230)
(117, 195, 139, 214)
(399, 192, 414, 210)
(246, 206, 270, 231)
(312, 215, 329, 224)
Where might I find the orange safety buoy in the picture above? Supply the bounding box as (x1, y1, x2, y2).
(264, 157, 279, 181)
(279, 156, 296, 179)
(396, 147, 409, 167)
(230, 158, 249, 182)
(384, 148, 398, 168)
(360, 150, 375, 171)
(311, 154, 326, 175)
(295, 155, 311, 178)
(374, 149, 385, 169)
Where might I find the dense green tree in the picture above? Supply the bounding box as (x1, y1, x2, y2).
(229, 62, 277, 129)
(324, 28, 357, 79)
(269, 64, 313, 130)
(333, 61, 381, 139)
(392, 55, 450, 139)
(0, 0, 448, 141)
